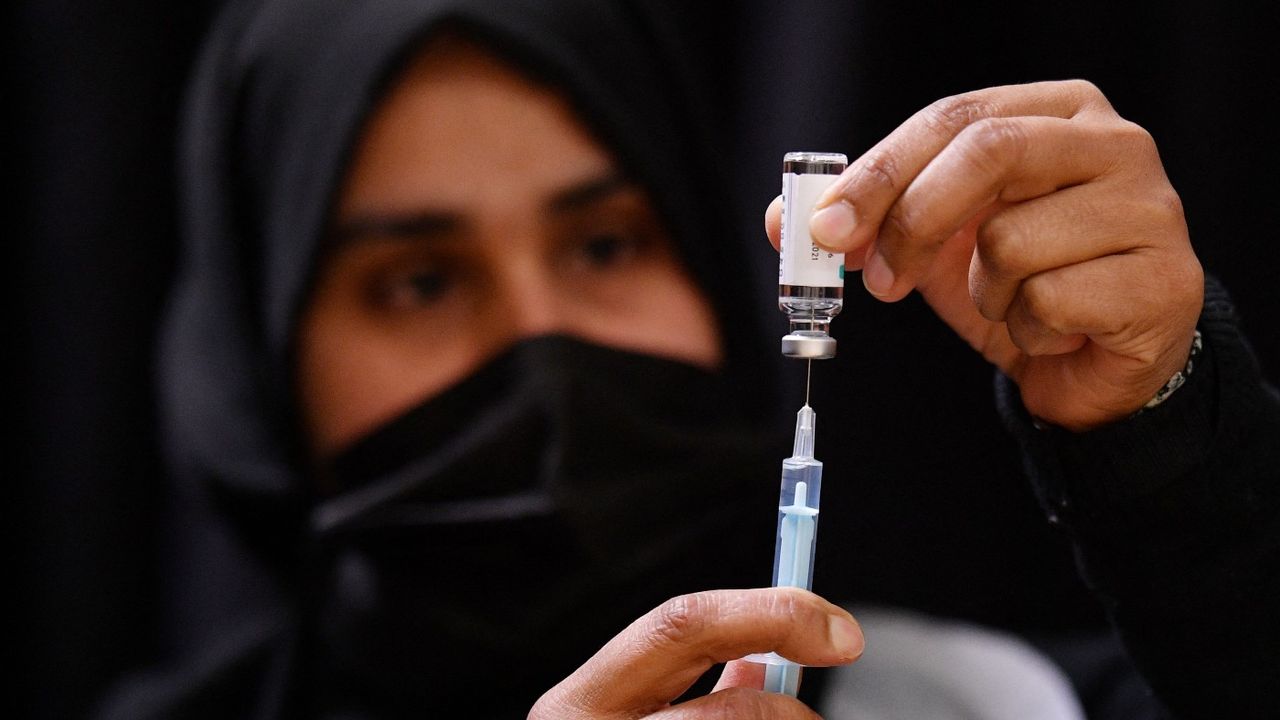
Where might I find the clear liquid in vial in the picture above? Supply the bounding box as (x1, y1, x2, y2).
(779, 284, 843, 336)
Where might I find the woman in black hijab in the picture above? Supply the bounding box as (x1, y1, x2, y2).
(103, 0, 1280, 717)
(110, 0, 861, 716)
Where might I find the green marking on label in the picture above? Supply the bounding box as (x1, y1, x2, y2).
(838, 264, 845, 279)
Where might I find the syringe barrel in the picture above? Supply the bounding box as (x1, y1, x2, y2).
(771, 456, 822, 591)
(763, 403, 824, 697)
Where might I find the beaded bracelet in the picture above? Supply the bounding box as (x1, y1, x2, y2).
(1140, 329, 1203, 411)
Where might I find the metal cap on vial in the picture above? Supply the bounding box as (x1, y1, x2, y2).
(781, 332, 836, 359)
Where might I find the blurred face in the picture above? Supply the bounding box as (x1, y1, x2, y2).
(297, 39, 722, 456)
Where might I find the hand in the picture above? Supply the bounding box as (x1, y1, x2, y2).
(765, 80, 1203, 430)
(528, 587, 863, 719)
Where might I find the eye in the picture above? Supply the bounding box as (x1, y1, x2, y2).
(381, 267, 454, 308)
(576, 233, 642, 270)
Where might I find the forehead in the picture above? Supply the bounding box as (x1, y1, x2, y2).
(336, 36, 616, 221)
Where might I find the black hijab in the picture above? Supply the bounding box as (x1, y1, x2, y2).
(109, 1, 786, 717)
(162, 0, 776, 512)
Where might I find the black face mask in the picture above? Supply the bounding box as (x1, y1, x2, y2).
(305, 337, 784, 716)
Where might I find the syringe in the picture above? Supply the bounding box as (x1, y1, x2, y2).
(762, 402, 823, 696)
(760, 150, 841, 696)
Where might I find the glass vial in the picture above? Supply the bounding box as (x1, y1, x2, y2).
(778, 151, 848, 359)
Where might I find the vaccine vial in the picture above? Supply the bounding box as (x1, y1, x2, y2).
(778, 151, 848, 359)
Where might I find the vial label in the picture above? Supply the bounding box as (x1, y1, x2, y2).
(779, 172, 844, 288)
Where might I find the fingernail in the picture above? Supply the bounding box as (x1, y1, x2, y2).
(862, 250, 894, 297)
(810, 201, 857, 249)
(827, 615, 863, 660)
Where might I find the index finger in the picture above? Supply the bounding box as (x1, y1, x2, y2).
(546, 588, 862, 715)
(808, 79, 1113, 254)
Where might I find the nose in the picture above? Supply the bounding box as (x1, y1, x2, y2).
(494, 256, 567, 340)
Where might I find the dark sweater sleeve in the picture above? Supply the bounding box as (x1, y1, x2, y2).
(995, 276, 1280, 720)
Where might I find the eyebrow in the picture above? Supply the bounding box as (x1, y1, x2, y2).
(547, 171, 630, 211)
(329, 171, 632, 247)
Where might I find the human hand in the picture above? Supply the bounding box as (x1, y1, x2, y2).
(765, 80, 1203, 430)
(528, 587, 862, 719)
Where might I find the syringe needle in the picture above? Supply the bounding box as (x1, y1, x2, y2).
(805, 358, 812, 406)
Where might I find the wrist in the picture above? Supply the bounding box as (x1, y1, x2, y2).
(1027, 328, 1203, 432)
(1138, 329, 1203, 413)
